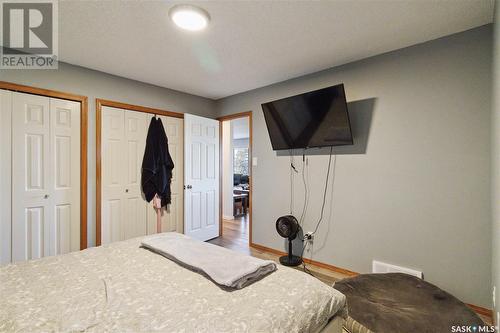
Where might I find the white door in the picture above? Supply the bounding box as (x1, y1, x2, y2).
(123, 111, 148, 240)
(49, 98, 81, 255)
(184, 114, 219, 241)
(12, 93, 50, 261)
(0, 90, 12, 264)
(101, 107, 149, 244)
(12, 92, 80, 262)
(101, 106, 125, 244)
(102, 108, 184, 244)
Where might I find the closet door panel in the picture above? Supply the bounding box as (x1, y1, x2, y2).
(54, 204, 71, 255)
(101, 110, 184, 240)
(26, 207, 45, 260)
(12, 92, 51, 262)
(123, 111, 148, 239)
(106, 199, 122, 243)
(101, 106, 125, 244)
(0, 90, 12, 264)
(50, 98, 80, 254)
(166, 116, 184, 233)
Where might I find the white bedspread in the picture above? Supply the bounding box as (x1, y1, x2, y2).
(0, 237, 346, 332)
(141, 232, 277, 289)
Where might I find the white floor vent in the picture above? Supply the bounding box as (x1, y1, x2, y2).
(372, 260, 423, 279)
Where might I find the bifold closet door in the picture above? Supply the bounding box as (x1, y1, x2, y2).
(101, 106, 124, 244)
(0, 90, 12, 265)
(11, 92, 80, 262)
(101, 107, 148, 244)
(123, 111, 148, 240)
(101, 107, 185, 244)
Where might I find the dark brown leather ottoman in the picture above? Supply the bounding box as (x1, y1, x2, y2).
(333, 273, 485, 333)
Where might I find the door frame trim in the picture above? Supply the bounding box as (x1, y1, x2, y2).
(95, 98, 184, 246)
(0, 81, 89, 250)
(217, 111, 253, 245)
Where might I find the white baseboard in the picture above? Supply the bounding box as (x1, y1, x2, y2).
(223, 215, 234, 220)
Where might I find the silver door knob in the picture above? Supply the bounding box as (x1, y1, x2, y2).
(44, 194, 49, 199)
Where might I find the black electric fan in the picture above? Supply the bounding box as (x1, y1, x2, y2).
(275, 215, 302, 266)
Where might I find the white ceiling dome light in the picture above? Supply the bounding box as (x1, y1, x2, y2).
(169, 5, 210, 31)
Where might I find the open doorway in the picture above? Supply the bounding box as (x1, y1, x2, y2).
(216, 112, 252, 252)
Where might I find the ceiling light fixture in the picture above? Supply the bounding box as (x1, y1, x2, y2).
(169, 5, 210, 31)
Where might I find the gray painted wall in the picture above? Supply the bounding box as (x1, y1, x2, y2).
(0, 62, 217, 247)
(492, 0, 500, 324)
(216, 25, 493, 307)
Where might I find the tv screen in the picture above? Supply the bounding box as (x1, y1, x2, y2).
(261, 83, 353, 150)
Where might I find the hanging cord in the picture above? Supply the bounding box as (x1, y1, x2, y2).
(289, 150, 298, 215)
(300, 146, 336, 275)
(311, 146, 335, 236)
(298, 150, 308, 227)
(299, 239, 315, 276)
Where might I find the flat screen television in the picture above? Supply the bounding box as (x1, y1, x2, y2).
(261, 83, 353, 150)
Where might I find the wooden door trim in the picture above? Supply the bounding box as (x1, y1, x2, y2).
(95, 98, 184, 246)
(96, 99, 184, 119)
(217, 111, 253, 245)
(0, 81, 88, 250)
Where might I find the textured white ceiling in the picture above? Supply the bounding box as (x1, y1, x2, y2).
(59, 0, 494, 99)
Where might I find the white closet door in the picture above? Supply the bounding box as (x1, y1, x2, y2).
(101, 106, 125, 244)
(0, 90, 12, 264)
(11, 93, 80, 262)
(184, 114, 219, 241)
(102, 108, 185, 243)
(102, 107, 149, 244)
(123, 111, 148, 240)
(50, 98, 81, 255)
(146, 115, 184, 234)
(12, 93, 51, 261)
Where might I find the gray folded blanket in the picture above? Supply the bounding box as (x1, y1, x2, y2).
(141, 232, 277, 289)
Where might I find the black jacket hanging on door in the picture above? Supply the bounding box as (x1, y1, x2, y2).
(141, 117, 174, 207)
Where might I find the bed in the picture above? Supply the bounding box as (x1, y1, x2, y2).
(0, 236, 346, 332)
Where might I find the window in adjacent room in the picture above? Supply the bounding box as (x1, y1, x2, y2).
(233, 147, 249, 175)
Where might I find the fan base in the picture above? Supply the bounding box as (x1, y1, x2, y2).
(279, 255, 302, 267)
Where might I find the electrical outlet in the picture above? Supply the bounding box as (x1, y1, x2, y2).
(304, 232, 314, 241)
